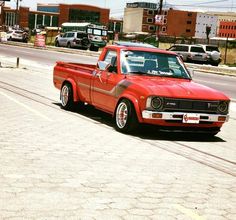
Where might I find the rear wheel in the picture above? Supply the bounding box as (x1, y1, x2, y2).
(89, 44, 99, 52)
(115, 99, 139, 133)
(60, 83, 75, 110)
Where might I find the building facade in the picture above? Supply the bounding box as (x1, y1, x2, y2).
(37, 4, 110, 26)
(2, 6, 59, 29)
(218, 21, 236, 38)
(163, 9, 197, 38)
(123, 4, 197, 38)
(0, 3, 109, 29)
(195, 13, 218, 39)
(123, 2, 157, 34)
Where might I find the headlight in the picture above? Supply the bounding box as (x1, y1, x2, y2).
(146, 97, 164, 110)
(217, 101, 229, 114)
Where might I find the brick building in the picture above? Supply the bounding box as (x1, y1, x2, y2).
(0, 3, 109, 29)
(158, 9, 197, 38)
(37, 4, 110, 26)
(123, 3, 197, 38)
(218, 21, 236, 38)
(123, 2, 158, 34)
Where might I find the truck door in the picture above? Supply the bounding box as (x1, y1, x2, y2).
(91, 49, 123, 113)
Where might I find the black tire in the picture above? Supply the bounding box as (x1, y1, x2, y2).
(55, 41, 59, 47)
(60, 83, 75, 110)
(115, 99, 139, 133)
(81, 37, 90, 47)
(89, 44, 99, 52)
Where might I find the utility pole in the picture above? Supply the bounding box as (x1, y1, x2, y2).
(156, 0, 163, 47)
(0, 1, 5, 28)
(15, 0, 20, 27)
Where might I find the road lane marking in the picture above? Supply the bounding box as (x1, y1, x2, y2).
(0, 90, 52, 121)
(174, 204, 206, 220)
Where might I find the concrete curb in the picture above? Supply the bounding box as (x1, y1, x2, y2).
(186, 63, 236, 77)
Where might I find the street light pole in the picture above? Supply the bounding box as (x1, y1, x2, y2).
(15, 0, 20, 27)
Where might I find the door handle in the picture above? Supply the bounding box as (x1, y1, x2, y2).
(95, 72, 103, 83)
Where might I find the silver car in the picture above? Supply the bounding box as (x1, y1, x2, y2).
(55, 31, 90, 50)
(168, 44, 209, 64)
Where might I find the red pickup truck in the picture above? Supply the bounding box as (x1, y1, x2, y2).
(53, 42, 230, 136)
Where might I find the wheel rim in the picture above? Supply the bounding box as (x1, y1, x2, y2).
(116, 102, 128, 129)
(61, 85, 69, 106)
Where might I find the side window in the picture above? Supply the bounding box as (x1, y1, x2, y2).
(67, 33, 74, 38)
(176, 46, 188, 52)
(169, 46, 176, 51)
(190, 46, 205, 53)
(103, 50, 118, 73)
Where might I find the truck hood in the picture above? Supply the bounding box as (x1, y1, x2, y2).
(126, 75, 229, 100)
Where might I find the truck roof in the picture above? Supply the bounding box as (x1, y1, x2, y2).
(108, 41, 178, 56)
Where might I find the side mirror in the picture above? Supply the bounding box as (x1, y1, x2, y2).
(97, 61, 110, 71)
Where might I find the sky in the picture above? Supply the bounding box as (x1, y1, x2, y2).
(5, 0, 236, 18)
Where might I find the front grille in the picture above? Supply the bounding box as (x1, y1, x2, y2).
(163, 98, 219, 114)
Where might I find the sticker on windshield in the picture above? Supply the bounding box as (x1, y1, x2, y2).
(159, 71, 173, 76)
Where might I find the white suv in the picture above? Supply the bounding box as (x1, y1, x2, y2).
(198, 44, 222, 66)
(168, 44, 209, 64)
(55, 31, 91, 50)
(7, 30, 24, 41)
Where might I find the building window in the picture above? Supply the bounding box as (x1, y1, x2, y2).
(188, 12, 192, 17)
(147, 10, 154, 15)
(162, 26, 166, 32)
(163, 18, 167, 24)
(147, 18, 153, 23)
(164, 10, 168, 15)
(186, 29, 191, 33)
(149, 25, 155, 31)
(187, 21, 192, 24)
(69, 9, 100, 23)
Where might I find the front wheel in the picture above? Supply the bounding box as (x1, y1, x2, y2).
(60, 83, 75, 110)
(55, 41, 59, 47)
(115, 99, 139, 133)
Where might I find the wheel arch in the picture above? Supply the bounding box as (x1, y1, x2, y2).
(114, 94, 143, 123)
(61, 79, 79, 102)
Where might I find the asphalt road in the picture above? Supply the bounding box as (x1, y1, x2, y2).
(0, 43, 236, 101)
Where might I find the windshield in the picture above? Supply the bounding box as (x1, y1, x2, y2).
(120, 50, 191, 79)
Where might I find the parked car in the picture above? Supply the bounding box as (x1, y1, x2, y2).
(197, 44, 222, 66)
(168, 44, 209, 64)
(0, 31, 7, 42)
(7, 30, 24, 41)
(55, 31, 90, 50)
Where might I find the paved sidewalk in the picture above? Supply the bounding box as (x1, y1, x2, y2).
(0, 65, 236, 220)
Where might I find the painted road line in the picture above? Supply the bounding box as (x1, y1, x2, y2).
(174, 204, 206, 220)
(0, 90, 52, 121)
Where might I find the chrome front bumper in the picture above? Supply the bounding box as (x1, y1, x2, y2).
(142, 110, 229, 123)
